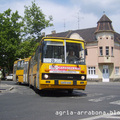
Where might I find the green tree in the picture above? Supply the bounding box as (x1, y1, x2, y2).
(0, 1, 53, 73)
(20, 0, 53, 58)
(23, 0, 53, 39)
(18, 38, 39, 58)
(0, 9, 23, 72)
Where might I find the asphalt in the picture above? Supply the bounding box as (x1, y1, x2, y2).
(1, 81, 120, 120)
(0, 80, 120, 93)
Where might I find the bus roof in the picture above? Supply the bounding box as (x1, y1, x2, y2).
(14, 60, 19, 64)
(14, 57, 31, 66)
(41, 37, 85, 42)
(14, 59, 24, 64)
(24, 57, 31, 62)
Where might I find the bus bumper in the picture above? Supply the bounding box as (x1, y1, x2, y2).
(40, 80, 87, 90)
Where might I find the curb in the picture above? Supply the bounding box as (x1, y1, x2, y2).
(8, 86, 14, 91)
(0, 85, 14, 93)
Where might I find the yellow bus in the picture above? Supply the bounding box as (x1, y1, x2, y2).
(13, 60, 18, 81)
(14, 57, 30, 84)
(23, 57, 31, 84)
(29, 37, 87, 93)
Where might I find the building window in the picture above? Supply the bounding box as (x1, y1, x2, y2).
(111, 47, 113, 56)
(106, 37, 108, 39)
(99, 47, 103, 56)
(115, 67, 119, 75)
(106, 46, 109, 56)
(88, 67, 96, 75)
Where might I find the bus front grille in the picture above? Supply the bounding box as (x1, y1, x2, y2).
(42, 73, 86, 80)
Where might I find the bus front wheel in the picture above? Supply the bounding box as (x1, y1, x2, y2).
(68, 89, 73, 94)
(34, 78, 39, 93)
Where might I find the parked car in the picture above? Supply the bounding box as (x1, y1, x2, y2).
(6, 74, 13, 81)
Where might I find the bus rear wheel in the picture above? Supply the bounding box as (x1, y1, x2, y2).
(29, 83, 32, 88)
(16, 77, 21, 85)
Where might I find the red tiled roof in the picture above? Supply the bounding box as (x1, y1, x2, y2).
(47, 28, 97, 42)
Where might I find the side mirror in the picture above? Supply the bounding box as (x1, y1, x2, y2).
(85, 49, 88, 55)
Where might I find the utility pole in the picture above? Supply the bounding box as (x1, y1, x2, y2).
(77, 11, 84, 29)
(78, 12, 79, 29)
(64, 19, 66, 31)
(103, 11, 105, 14)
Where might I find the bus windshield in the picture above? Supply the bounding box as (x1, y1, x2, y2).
(17, 60, 24, 70)
(43, 40, 85, 64)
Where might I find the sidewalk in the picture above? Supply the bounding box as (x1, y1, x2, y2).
(0, 82, 14, 93)
(87, 81, 120, 85)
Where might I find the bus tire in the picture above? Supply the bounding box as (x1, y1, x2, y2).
(18, 82, 21, 85)
(34, 78, 39, 93)
(29, 83, 32, 88)
(28, 77, 32, 88)
(16, 77, 18, 83)
(16, 77, 21, 85)
(68, 89, 73, 94)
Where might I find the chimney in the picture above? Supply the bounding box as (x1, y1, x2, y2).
(51, 30, 56, 34)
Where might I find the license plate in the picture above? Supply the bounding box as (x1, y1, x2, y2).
(60, 81, 71, 84)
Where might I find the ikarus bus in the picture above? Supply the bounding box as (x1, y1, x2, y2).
(14, 57, 30, 84)
(29, 37, 87, 93)
(13, 60, 18, 81)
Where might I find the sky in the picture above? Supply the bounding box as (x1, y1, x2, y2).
(0, 0, 120, 35)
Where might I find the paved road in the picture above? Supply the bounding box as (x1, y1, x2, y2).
(0, 81, 120, 120)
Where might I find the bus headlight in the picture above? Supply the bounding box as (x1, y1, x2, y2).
(81, 76, 85, 80)
(44, 74, 49, 79)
